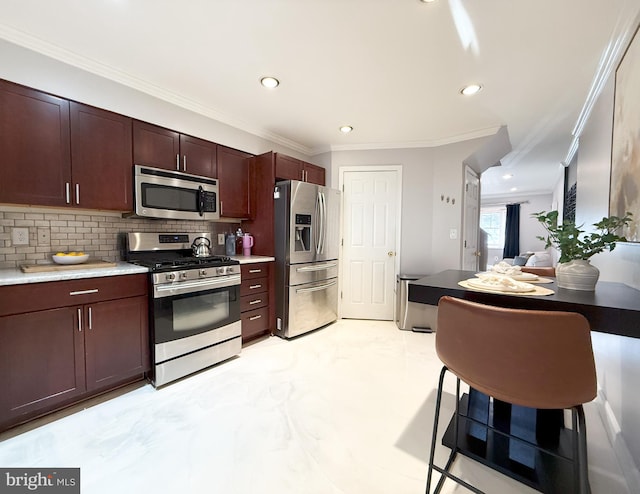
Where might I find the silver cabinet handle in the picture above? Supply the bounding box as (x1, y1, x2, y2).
(176, 154, 180, 170)
(65, 182, 70, 204)
(248, 269, 262, 274)
(88, 307, 93, 330)
(249, 299, 262, 305)
(75, 184, 80, 205)
(249, 284, 262, 289)
(183, 155, 187, 171)
(77, 308, 82, 332)
(220, 201, 223, 215)
(69, 289, 99, 296)
(249, 314, 262, 321)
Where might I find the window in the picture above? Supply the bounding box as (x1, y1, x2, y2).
(480, 207, 506, 249)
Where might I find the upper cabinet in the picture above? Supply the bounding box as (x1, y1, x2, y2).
(133, 121, 216, 177)
(70, 103, 133, 210)
(0, 80, 72, 207)
(274, 153, 325, 185)
(217, 145, 252, 219)
(0, 80, 133, 211)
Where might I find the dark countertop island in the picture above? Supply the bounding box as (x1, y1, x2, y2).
(408, 269, 640, 339)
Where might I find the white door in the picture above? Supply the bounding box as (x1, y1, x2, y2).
(341, 169, 400, 320)
(462, 166, 480, 270)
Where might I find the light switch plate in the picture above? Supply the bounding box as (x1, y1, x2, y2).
(11, 227, 29, 245)
(38, 227, 51, 246)
(449, 228, 458, 240)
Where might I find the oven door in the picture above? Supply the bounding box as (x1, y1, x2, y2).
(152, 279, 240, 347)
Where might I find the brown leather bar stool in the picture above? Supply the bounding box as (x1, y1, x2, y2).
(521, 266, 556, 277)
(426, 296, 596, 494)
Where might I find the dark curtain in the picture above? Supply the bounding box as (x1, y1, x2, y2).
(502, 203, 520, 258)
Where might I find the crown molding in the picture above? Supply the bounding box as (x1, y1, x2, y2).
(0, 24, 314, 156)
(323, 125, 503, 153)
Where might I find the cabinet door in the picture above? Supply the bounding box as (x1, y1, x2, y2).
(0, 307, 85, 424)
(275, 153, 303, 181)
(0, 80, 71, 207)
(217, 145, 252, 218)
(70, 102, 133, 211)
(133, 120, 180, 171)
(303, 163, 326, 185)
(84, 296, 149, 392)
(179, 134, 217, 177)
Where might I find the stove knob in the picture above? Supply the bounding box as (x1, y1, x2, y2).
(180, 271, 188, 280)
(217, 267, 225, 275)
(199, 269, 207, 277)
(166, 273, 176, 282)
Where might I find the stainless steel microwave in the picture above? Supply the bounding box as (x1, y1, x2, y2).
(133, 165, 220, 221)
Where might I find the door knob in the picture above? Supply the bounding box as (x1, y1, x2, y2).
(388, 251, 395, 257)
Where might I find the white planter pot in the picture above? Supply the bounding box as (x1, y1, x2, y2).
(556, 260, 600, 291)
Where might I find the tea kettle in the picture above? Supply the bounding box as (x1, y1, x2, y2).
(191, 236, 212, 257)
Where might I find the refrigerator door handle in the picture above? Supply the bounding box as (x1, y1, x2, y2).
(318, 192, 326, 254)
(296, 262, 337, 272)
(296, 280, 337, 294)
(314, 191, 322, 255)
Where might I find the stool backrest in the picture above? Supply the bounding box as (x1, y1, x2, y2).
(436, 296, 597, 409)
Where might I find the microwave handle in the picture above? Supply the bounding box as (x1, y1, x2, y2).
(197, 186, 205, 217)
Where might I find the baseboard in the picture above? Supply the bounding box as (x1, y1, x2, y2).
(595, 389, 640, 491)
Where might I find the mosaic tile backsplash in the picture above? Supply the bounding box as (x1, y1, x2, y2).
(0, 206, 240, 269)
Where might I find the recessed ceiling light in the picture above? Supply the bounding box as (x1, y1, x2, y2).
(502, 173, 513, 179)
(420, 0, 437, 3)
(460, 84, 482, 96)
(510, 187, 518, 192)
(339, 125, 353, 134)
(260, 76, 279, 88)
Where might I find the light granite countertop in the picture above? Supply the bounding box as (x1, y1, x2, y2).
(229, 255, 275, 264)
(0, 262, 149, 287)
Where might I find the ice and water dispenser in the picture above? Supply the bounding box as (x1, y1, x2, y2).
(294, 213, 311, 252)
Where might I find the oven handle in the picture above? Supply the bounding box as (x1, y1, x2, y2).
(154, 274, 241, 298)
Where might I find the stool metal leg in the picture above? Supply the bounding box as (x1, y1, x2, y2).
(426, 366, 448, 493)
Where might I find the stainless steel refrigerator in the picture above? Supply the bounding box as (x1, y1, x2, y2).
(274, 180, 341, 338)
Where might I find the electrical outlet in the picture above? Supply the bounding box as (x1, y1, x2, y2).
(449, 228, 458, 240)
(217, 233, 225, 245)
(11, 227, 29, 246)
(38, 227, 51, 246)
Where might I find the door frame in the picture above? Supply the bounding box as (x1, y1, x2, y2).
(338, 165, 403, 319)
(461, 165, 480, 270)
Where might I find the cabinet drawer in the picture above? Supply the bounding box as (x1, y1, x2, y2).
(240, 277, 268, 297)
(240, 291, 269, 312)
(241, 306, 269, 338)
(241, 262, 269, 280)
(0, 274, 148, 317)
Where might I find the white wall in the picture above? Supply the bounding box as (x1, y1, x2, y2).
(574, 73, 640, 487)
(330, 136, 491, 275)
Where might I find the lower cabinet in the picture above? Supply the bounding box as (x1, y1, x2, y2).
(240, 262, 273, 343)
(0, 274, 149, 431)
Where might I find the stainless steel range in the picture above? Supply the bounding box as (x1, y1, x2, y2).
(126, 232, 241, 387)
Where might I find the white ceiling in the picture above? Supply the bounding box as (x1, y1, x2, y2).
(1, 0, 639, 197)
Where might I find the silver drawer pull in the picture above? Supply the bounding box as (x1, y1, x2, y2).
(70, 289, 99, 296)
(249, 315, 262, 321)
(248, 269, 262, 273)
(77, 308, 82, 332)
(249, 299, 262, 305)
(249, 284, 262, 289)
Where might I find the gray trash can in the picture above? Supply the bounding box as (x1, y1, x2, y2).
(396, 274, 435, 332)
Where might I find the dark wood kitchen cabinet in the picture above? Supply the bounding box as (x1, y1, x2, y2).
(217, 145, 252, 219)
(0, 274, 149, 432)
(0, 80, 133, 211)
(240, 262, 273, 343)
(0, 79, 71, 207)
(70, 102, 133, 210)
(133, 120, 217, 177)
(274, 152, 325, 185)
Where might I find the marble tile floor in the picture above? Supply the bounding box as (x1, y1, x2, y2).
(0, 319, 631, 494)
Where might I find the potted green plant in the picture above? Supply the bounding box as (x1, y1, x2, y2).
(532, 210, 632, 290)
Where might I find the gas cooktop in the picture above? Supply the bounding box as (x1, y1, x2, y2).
(129, 255, 238, 272)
